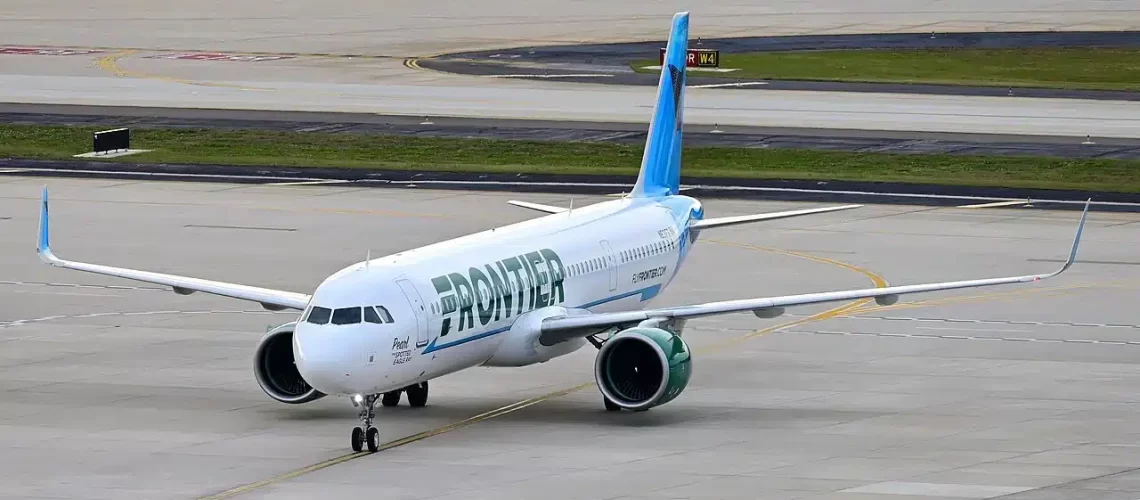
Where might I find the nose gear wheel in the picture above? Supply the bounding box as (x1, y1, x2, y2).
(351, 394, 381, 452)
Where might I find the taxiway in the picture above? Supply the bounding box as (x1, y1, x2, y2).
(1, 177, 1138, 499)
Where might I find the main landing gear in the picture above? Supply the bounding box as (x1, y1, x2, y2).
(349, 381, 430, 453)
(589, 333, 623, 412)
(380, 381, 429, 408)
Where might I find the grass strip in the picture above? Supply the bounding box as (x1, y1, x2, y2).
(632, 47, 1140, 91)
(1, 124, 1137, 192)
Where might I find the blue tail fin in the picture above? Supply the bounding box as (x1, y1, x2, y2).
(631, 11, 689, 198)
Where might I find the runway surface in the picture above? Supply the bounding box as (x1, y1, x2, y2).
(421, 30, 1140, 101)
(6, 71, 1139, 138)
(3, 1, 1140, 138)
(5, 1, 1138, 56)
(2, 177, 1139, 499)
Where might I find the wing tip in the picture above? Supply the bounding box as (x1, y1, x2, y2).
(1050, 198, 1090, 276)
(37, 185, 50, 257)
(1065, 198, 1090, 267)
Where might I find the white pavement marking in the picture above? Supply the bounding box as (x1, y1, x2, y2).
(789, 329, 1140, 345)
(689, 82, 769, 88)
(916, 325, 1032, 334)
(958, 199, 1030, 208)
(0, 167, 326, 183)
(483, 74, 613, 78)
(842, 314, 1140, 329)
(267, 179, 353, 186)
(842, 481, 1034, 498)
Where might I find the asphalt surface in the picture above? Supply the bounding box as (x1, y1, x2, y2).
(419, 31, 1140, 100)
(2, 177, 1138, 499)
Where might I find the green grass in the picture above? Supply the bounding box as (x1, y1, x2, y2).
(632, 47, 1140, 91)
(2, 124, 1138, 192)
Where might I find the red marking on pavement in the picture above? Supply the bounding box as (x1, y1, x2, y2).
(0, 47, 104, 56)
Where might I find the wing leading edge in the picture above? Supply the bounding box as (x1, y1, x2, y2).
(538, 200, 1090, 345)
(36, 187, 311, 311)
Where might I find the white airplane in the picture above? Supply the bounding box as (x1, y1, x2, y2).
(35, 11, 1088, 453)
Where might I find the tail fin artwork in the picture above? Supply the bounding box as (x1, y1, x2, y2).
(630, 11, 689, 198)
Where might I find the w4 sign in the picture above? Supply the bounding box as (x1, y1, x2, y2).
(658, 48, 719, 68)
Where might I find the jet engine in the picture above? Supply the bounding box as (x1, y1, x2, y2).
(594, 327, 692, 411)
(253, 322, 326, 404)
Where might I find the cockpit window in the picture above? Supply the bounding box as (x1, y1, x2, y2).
(306, 306, 332, 325)
(331, 307, 362, 325)
(363, 306, 383, 324)
(375, 305, 394, 323)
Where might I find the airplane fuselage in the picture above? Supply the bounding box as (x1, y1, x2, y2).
(291, 195, 705, 397)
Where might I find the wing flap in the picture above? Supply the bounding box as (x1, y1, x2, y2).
(539, 200, 1089, 345)
(37, 187, 311, 311)
(690, 204, 862, 230)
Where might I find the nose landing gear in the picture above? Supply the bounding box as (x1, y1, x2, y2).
(351, 394, 381, 453)
(348, 381, 431, 452)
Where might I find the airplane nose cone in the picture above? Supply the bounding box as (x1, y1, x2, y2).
(293, 324, 364, 395)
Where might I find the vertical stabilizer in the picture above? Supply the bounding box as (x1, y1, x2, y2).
(630, 12, 689, 198)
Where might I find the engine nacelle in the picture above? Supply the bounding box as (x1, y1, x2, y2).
(595, 327, 692, 411)
(482, 306, 588, 367)
(253, 322, 326, 404)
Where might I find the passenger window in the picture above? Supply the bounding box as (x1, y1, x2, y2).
(332, 307, 362, 325)
(306, 306, 332, 325)
(375, 306, 394, 323)
(363, 306, 383, 324)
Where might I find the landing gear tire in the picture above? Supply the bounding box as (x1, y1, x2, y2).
(604, 397, 621, 412)
(353, 394, 379, 452)
(381, 390, 401, 407)
(406, 381, 429, 407)
(351, 427, 364, 452)
(366, 427, 380, 452)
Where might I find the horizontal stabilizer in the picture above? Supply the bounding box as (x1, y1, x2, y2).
(508, 200, 568, 214)
(691, 204, 862, 230)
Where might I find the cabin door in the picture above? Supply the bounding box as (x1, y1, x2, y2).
(396, 278, 429, 348)
(599, 240, 617, 291)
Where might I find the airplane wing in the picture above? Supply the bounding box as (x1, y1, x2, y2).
(35, 188, 312, 311)
(691, 204, 862, 230)
(507, 200, 568, 214)
(538, 200, 1089, 345)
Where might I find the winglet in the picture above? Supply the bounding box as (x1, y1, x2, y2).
(1059, 198, 1090, 273)
(37, 186, 54, 264)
